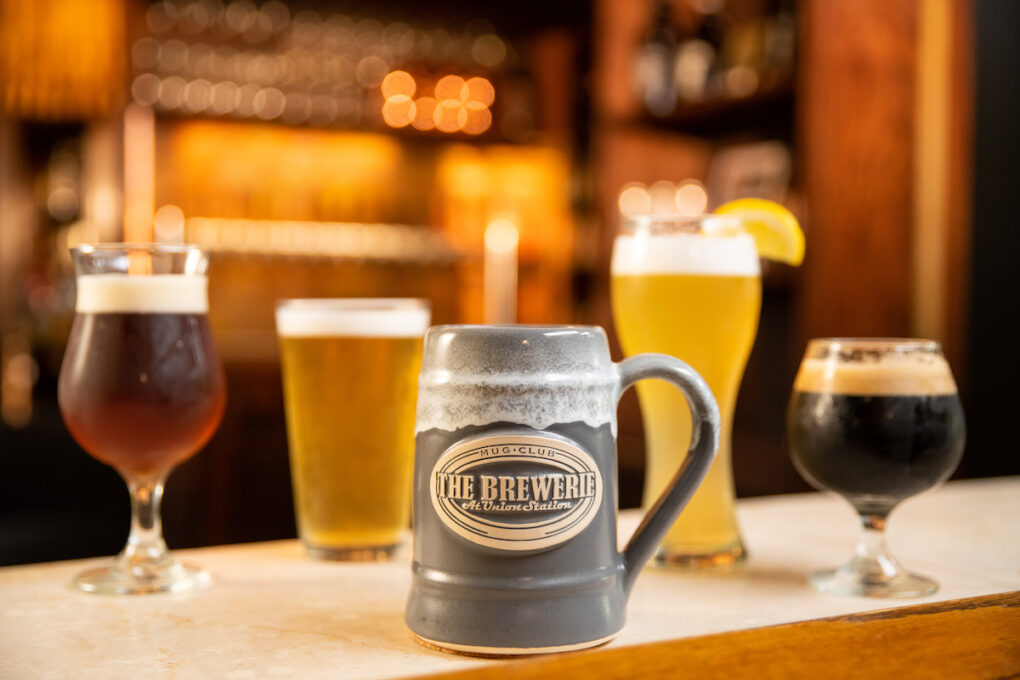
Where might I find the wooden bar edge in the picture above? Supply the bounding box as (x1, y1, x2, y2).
(406, 591, 1020, 679)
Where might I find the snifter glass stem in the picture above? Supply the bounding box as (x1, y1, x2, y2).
(851, 514, 902, 580)
(72, 471, 210, 595)
(810, 510, 938, 598)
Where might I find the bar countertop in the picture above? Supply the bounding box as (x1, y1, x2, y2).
(1, 477, 1017, 679)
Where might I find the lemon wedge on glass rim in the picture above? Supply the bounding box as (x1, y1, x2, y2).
(714, 198, 805, 266)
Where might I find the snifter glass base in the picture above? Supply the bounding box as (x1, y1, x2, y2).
(809, 565, 938, 598)
(305, 544, 398, 561)
(653, 540, 747, 571)
(73, 560, 210, 595)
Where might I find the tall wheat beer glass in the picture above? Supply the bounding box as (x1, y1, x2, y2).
(276, 299, 429, 560)
(612, 214, 760, 568)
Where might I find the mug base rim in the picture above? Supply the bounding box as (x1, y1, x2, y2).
(411, 632, 616, 657)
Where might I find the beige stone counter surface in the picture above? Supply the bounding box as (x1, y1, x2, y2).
(2, 477, 1017, 679)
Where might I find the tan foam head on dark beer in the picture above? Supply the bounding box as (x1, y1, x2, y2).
(794, 354, 957, 396)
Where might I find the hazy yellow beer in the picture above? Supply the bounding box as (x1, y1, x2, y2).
(612, 216, 760, 567)
(276, 299, 430, 560)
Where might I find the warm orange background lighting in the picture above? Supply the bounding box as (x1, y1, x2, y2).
(412, 96, 437, 130)
(0, 0, 126, 118)
(435, 75, 467, 102)
(462, 102, 492, 135)
(378, 73, 494, 135)
(434, 99, 467, 132)
(463, 77, 495, 107)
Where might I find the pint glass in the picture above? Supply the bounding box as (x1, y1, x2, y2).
(276, 299, 429, 559)
(611, 214, 760, 568)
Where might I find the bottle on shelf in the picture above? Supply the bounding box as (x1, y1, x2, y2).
(634, 0, 679, 117)
(674, 0, 724, 104)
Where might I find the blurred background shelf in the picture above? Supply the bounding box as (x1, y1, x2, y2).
(642, 80, 795, 138)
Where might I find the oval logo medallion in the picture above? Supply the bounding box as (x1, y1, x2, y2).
(429, 433, 604, 551)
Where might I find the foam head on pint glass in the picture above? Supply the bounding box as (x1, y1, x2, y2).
(275, 299, 430, 560)
(611, 214, 761, 568)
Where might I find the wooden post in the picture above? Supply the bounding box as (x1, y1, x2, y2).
(797, 0, 919, 344)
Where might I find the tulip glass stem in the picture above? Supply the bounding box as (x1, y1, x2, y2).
(72, 468, 210, 594)
(119, 472, 173, 575)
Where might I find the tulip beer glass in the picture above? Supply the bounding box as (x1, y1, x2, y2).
(58, 244, 226, 594)
(612, 214, 760, 568)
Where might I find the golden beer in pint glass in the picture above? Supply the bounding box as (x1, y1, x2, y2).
(611, 215, 760, 568)
(276, 299, 430, 560)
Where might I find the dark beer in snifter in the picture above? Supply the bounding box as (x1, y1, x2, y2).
(787, 347, 965, 514)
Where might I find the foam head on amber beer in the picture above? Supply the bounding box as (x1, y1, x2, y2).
(415, 325, 619, 435)
(275, 299, 431, 338)
(611, 215, 760, 277)
(75, 274, 209, 314)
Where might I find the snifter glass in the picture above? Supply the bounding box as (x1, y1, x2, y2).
(786, 338, 965, 597)
(58, 244, 226, 594)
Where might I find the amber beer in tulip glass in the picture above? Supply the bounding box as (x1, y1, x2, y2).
(58, 244, 226, 594)
(276, 299, 429, 560)
(611, 214, 760, 568)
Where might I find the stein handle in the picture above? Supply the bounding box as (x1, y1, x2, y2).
(615, 353, 720, 594)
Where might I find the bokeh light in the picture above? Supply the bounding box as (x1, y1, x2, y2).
(435, 75, 466, 101)
(154, 204, 185, 242)
(382, 94, 416, 128)
(209, 81, 240, 115)
(408, 96, 436, 131)
(463, 77, 495, 106)
(252, 87, 285, 119)
(485, 218, 519, 253)
(158, 76, 187, 109)
(462, 102, 492, 135)
(131, 74, 162, 104)
(472, 33, 506, 67)
(183, 79, 213, 113)
(675, 180, 709, 216)
(412, 96, 437, 130)
(618, 183, 652, 216)
(434, 99, 467, 132)
(381, 70, 416, 99)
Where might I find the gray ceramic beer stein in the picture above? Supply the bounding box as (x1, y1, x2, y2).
(405, 325, 720, 655)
